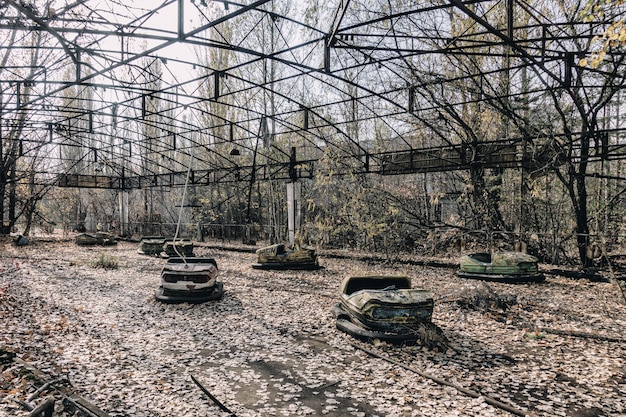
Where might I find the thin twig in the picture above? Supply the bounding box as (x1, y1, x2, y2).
(190, 374, 237, 416)
(316, 380, 340, 391)
(539, 327, 626, 343)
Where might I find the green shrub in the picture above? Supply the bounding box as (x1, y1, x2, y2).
(93, 253, 119, 269)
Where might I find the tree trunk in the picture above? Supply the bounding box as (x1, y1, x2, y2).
(575, 138, 591, 267)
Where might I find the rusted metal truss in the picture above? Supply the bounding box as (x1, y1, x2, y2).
(1, 0, 625, 189)
(50, 134, 626, 189)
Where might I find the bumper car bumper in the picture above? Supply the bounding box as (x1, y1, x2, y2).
(155, 282, 224, 304)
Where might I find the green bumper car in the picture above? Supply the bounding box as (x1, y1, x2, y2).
(161, 239, 195, 258)
(75, 232, 117, 246)
(252, 243, 320, 270)
(457, 251, 545, 283)
(138, 236, 166, 256)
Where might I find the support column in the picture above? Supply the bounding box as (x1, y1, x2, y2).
(119, 190, 129, 237)
(286, 181, 301, 246)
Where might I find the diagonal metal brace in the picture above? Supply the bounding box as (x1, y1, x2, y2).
(327, 0, 352, 48)
(448, 0, 566, 87)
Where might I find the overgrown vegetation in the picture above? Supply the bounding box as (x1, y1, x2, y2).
(92, 253, 119, 270)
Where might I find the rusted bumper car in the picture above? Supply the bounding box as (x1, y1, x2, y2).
(161, 239, 195, 258)
(155, 257, 223, 304)
(332, 275, 436, 344)
(457, 251, 545, 283)
(252, 243, 320, 270)
(75, 232, 117, 246)
(138, 236, 166, 256)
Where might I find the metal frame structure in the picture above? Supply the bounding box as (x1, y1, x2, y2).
(1, 0, 625, 190)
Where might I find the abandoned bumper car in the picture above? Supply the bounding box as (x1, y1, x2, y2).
(75, 232, 117, 246)
(137, 236, 166, 256)
(333, 275, 445, 346)
(457, 251, 545, 283)
(252, 243, 320, 270)
(155, 257, 223, 304)
(161, 238, 195, 258)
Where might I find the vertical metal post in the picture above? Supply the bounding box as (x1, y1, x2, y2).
(324, 36, 331, 73)
(0, 86, 4, 231)
(303, 107, 309, 130)
(289, 146, 297, 181)
(178, 0, 185, 39)
(507, 0, 513, 40)
(16, 82, 21, 109)
(565, 52, 574, 88)
(9, 145, 16, 227)
(286, 181, 301, 246)
(0, 85, 3, 165)
(76, 49, 81, 82)
(541, 25, 546, 62)
(119, 189, 129, 237)
(214, 72, 220, 99)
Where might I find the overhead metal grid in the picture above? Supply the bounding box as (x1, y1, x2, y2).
(0, 0, 624, 188)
